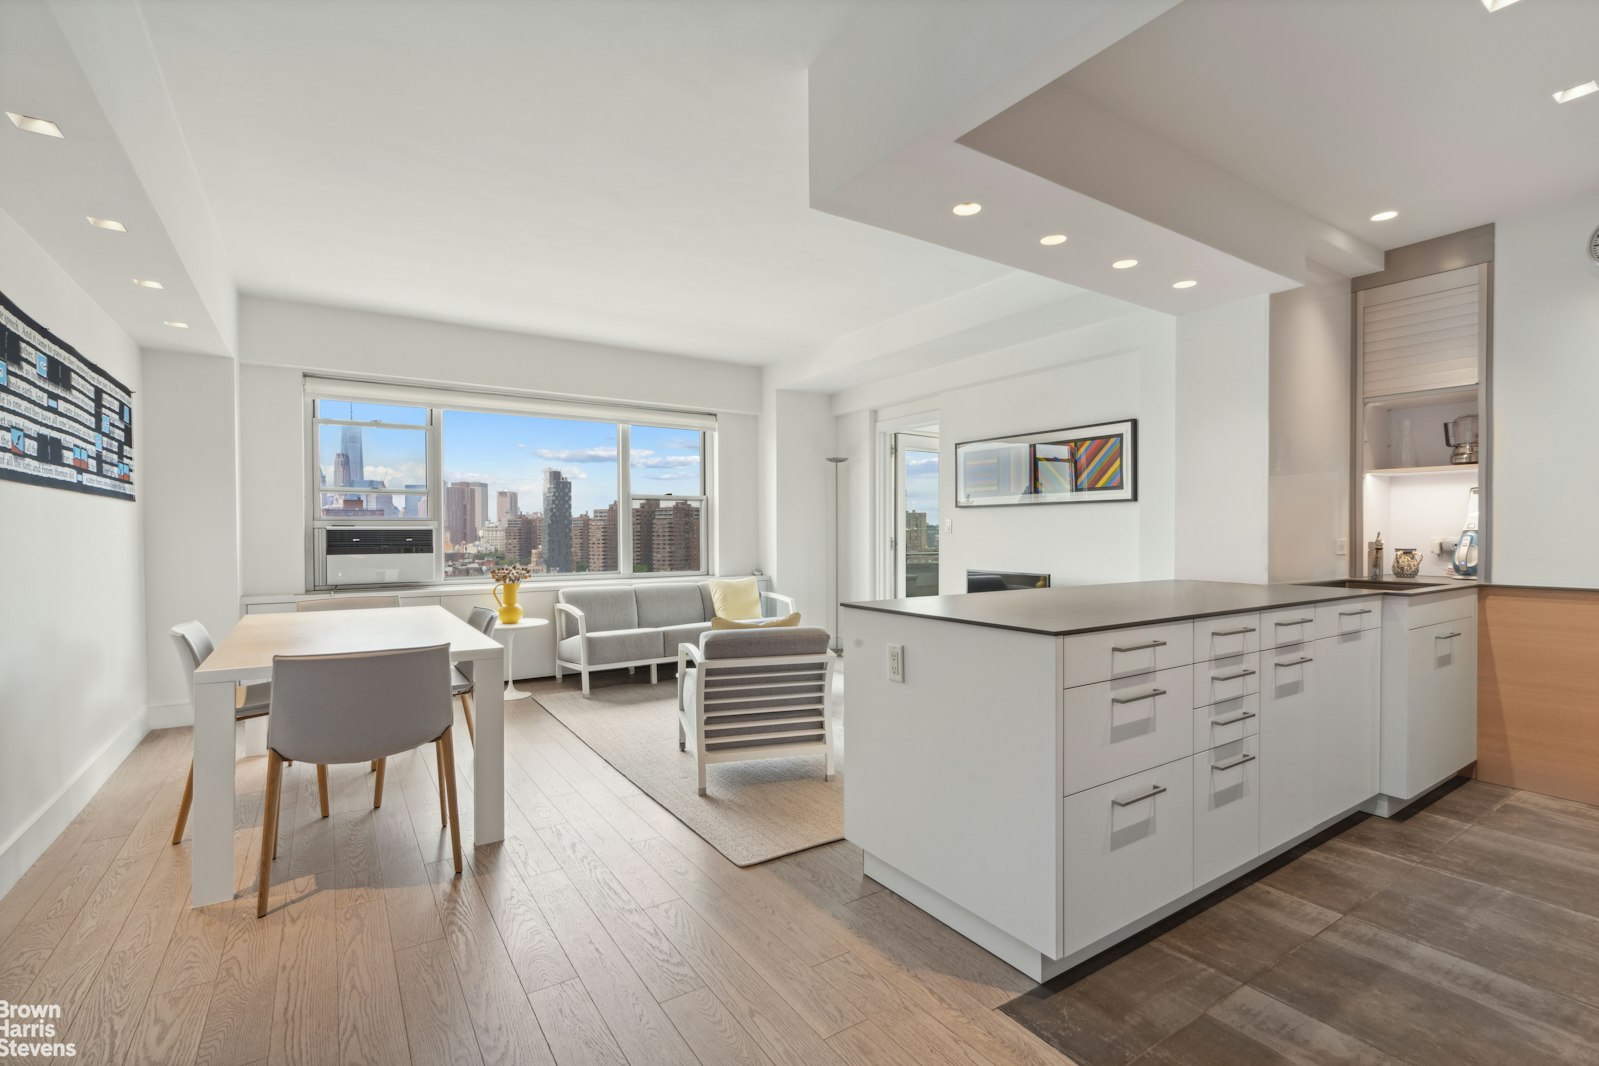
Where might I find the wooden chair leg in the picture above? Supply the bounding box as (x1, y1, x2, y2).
(460, 692, 476, 746)
(439, 727, 463, 877)
(257, 751, 284, 918)
(171, 761, 195, 845)
(370, 760, 378, 772)
(316, 764, 330, 818)
(435, 742, 447, 827)
(373, 757, 387, 809)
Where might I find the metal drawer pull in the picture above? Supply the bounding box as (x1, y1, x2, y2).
(1211, 668, 1256, 682)
(1213, 626, 1256, 636)
(1274, 617, 1313, 626)
(1212, 752, 1257, 772)
(1211, 710, 1257, 726)
(1111, 688, 1166, 705)
(1276, 656, 1314, 667)
(1112, 784, 1167, 808)
(1112, 639, 1167, 653)
(1339, 609, 1373, 617)
(1436, 631, 1462, 640)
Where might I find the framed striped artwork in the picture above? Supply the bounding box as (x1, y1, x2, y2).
(954, 419, 1136, 506)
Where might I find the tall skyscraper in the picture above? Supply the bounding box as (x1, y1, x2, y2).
(588, 504, 618, 573)
(462, 481, 489, 543)
(571, 513, 592, 571)
(333, 452, 352, 488)
(650, 500, 701, 573)
(496, 490, 519, 522)
(339, 426, 364, 484)
(541, 468, 573, 572)
(631, 497, 660, 572)
(445, 482, 475, 550)
(504, 513, 537, 564)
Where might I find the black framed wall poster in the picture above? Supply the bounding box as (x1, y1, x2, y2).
(954, 419, 1136, 507)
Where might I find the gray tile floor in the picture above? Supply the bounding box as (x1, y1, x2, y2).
(1001, 779, 1599, 1066)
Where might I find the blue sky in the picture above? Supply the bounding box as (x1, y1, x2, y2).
(316, 401, 703, 519)
(904, 448, 939, 520)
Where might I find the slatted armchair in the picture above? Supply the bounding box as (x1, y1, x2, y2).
(676, 627, 836, 796)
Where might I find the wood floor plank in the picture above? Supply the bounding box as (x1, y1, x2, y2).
(660, 986, 774, 1066)
(0, 818, 93, 948)
(0, 835, 123, 1000)
(1416, 825, 1599, 919)
(394, 935, 484, 1066)
(1197, 984, 1406, 1066)
(332, 809, 384, 910)
(124, 982, 214, 1066)
(528, 870, 698, 1066)
(371, 793, 446, 953)
(193, 895, 287, 1066)
(542, 793, 677, 909)
(268, 875, 338, 1066)
(646, 897, 847, 1066)
(852, 889, 1036, 1009)
(814, 953, 993, 1066)
(527, 979, 629, 1066)
(335, 898, 412, 1066)
(1158, 882, 1340, 984)
(469, 843, 578, 995)
(425, 859, 557, 1066)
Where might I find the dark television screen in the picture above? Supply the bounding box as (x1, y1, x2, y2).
(966, 569, 1051, 594)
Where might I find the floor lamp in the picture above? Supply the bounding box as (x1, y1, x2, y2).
(827, 456, 847, 655)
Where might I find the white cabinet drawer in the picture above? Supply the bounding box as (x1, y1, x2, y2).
(1403, 590, 1477, 631)
(1063, 757, 1194, 956)
(1194, 652, 1261, 707)
(1260, 607, 1319, 648)
(1193, 693, 1260, 752)
(1062, 622, 1194, 688)
(1259, 641, 1318, 852)
(1063, 667, 1195, 795)
(1192, 613, 1260, 663)
(1194, 736, 1260, 887)
(1315, 597, 1381, 639)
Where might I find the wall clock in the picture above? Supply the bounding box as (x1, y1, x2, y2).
(1591, 223, 1599, 264)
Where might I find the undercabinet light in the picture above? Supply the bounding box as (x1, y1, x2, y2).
(952, 202, 982, 216)
(1553, 81, 1598, 104)
(1370, 210, 1399, 222)
(1112, 259, 1138, 269)
(86, 216, 126, 232)
(6, 111, 63, 138)
(1481, 0, 1523, 10)
(1039, 234, 1067, 246)
(163, 321, 189, 329)
(1172, 280, 1197, 289)
(132, 278, 163, 289)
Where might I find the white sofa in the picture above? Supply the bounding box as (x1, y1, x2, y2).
(554, 580, 796, 696)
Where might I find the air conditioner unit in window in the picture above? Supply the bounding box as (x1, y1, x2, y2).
(313, 526, 436, 589)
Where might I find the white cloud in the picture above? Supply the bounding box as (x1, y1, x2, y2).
(536, 446, 617, 463)
(633, 454, 702, 470)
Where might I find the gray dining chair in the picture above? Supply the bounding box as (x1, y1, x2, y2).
(169, 621, 333, 844)
(257, 643, 462, 917)
(295, 594, 401, 612)
(451, 607, 499, 745)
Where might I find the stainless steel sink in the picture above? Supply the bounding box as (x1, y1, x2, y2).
(1301, 579, 1446, 591)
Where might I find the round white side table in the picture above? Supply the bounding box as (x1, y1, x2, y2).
(496, 616, 549, 702)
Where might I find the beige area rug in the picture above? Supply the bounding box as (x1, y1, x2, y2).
(536, 682, 843, 866)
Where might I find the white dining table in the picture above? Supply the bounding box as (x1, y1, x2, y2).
(188, 606, 505, 906)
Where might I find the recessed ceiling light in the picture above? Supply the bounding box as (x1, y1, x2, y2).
(1481, 0, 1523, 10)
(1172, 280, 1198, 289)
(1039, 234, 1068, 246)
(163, 321, 190, 329)
(1112, 259, 1138, 269)
(132, 278, 164, 289)
(1553, 81, 1599, 104)
(5, 111, 63, 138)
(952, 202, 982, 216)
(86, 216, 126, 232)
(1370, 210, 1399, 222)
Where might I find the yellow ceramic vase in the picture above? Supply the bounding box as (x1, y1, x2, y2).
(493, 581, 524, 624)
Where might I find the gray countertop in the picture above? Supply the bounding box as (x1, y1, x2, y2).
(841, 579, 1383, 637)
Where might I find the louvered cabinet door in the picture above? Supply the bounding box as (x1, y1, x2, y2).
(1358, 263, 1486, 399)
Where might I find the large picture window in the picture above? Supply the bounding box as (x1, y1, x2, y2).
(308, 381, 711, 585)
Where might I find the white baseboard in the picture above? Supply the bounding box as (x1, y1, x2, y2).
(145, 701, 192, 729)
(0, 710, 150, 900)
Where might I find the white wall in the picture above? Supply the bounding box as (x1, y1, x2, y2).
(830, 310, 1179, 596)
(1268, 279, 1350, 581)
(1174, 296, 1271, 584)
(761, 389, 836, 629)
(141, 349, 241, 717)
(1491, 188, 1599, 588)
(0, 207, 146, 897)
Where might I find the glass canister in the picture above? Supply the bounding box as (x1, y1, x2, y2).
(1392, 549, 1423, 579)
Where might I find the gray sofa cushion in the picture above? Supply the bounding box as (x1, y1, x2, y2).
(697, 581, 718, 621)
(701, 626, 831, 659)
(636, 582, 708, 628)
(662, 621, 712, 656)
(559, 586, 639, 635)
(559, 628, 661, 666)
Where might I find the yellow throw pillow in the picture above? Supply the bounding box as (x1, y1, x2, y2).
(711, 611, 800, 630)
(707, 577, 762, 621)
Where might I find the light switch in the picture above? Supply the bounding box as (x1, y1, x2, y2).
(943, 517, 953, 534)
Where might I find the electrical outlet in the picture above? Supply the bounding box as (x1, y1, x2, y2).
(943, 517, 953, 534)
(887, 643, 905, 683)
(1335, 538, 1348, 556)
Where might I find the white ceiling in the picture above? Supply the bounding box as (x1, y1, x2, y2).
(134, 0, 1024, 365)
(1055, 0, 1599, 255)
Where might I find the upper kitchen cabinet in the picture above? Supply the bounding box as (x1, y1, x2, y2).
(1358, 264, 1486, 400)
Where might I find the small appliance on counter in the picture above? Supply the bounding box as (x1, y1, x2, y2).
(1452, 487, 1481, 577)
(1444, 414, 1479, 465)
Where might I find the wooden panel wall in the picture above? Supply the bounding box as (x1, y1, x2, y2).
(1477, 586, 1599, 806)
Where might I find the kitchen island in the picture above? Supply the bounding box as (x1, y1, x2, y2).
(840, 579, 1472, 981)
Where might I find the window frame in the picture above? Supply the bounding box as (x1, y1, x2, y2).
(304, 378, 715, 589)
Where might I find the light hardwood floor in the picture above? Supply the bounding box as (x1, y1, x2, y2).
(0, 675, 1074, 1066)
